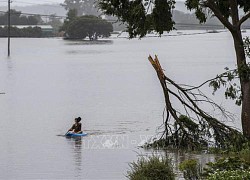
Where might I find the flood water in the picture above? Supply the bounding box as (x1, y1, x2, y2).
(0, 30, 248, 179)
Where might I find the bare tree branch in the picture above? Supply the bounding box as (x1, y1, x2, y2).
(238, 12, 250, 27)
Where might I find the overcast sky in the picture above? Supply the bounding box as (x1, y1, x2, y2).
(0, 0, 185, 7)
(0, 0, 63, 7)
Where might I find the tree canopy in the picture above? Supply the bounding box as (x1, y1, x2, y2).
(99, 0, 175, 38)
(61, 0, 100, 16)
(99, 0, 250, 38)
(63, 15, 113, 40)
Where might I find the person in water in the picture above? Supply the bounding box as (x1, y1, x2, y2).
(68, 117, 82, 134)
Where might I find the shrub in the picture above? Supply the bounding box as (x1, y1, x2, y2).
(237, 143, 250, 163)
(203, 156, 250, 176)
(127, 155, 175, 180)
(179, 159, 201, 180)
(202, 156, 250, 180)
(207, 169, 250, 180)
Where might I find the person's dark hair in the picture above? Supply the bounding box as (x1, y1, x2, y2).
(77, 117, 81, 122)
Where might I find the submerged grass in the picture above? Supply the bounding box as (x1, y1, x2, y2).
(130, 139, 250, 179)
(127, 155, 175, 180)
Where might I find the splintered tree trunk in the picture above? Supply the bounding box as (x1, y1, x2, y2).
(148, 55, 243, 149)
(232, 30, 250, 138)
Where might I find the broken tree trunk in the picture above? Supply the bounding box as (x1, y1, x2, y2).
(148, 55, 245, 150)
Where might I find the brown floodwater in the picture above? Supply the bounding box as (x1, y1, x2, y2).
(0, 30, 247, 179)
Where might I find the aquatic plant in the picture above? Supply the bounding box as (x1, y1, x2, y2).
(179, 159, 201, 180)
(127, 155, 175, 180)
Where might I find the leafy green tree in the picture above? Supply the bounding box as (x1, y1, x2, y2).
(66, 9, 77, 21)
(61, 0, 99, 16)
(60, 9, 77, 32)
(64, 15, 113, 40)
(98, 0, 250, 138)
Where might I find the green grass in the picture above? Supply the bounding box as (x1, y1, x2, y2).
(127, 155, 175, 180)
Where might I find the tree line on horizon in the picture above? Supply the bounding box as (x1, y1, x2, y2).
(0, 9, 62, 37)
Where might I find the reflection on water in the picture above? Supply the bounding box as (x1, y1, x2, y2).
(64, 39, 113, 45)
(66, 50, 111, 55)
(141, 149, 216, 179)
(168, 150, 216, 177)
(66, 137, 83, 179)
(64, 40, 113, 55)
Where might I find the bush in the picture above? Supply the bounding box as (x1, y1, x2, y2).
(179, 159, 201, 180)
(238, 148, 250, 163)
(127, 155, 175, 180)
(207, 169, 250, 180)
(203, 156, 250, 176)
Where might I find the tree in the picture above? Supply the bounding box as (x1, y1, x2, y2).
(60, 9, 77, 32)
(63, 15, 113, 40)
(61, 0, 100, 16)
(98, 0, 250, 139)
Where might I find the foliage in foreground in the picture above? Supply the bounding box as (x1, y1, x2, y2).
(128, 148, 250, 180)
(127, 155, 175, 180)
(179, 159, 201, 180)
(204, 156, 250, 176)
(178, 158, 250, 180)
(207, 170, 250, 180)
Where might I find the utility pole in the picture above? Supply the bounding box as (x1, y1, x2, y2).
(8, 0, 10, 56)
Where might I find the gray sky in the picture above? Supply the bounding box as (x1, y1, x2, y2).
(1, 0, 64, 6)
(2, 0, 185, 7)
